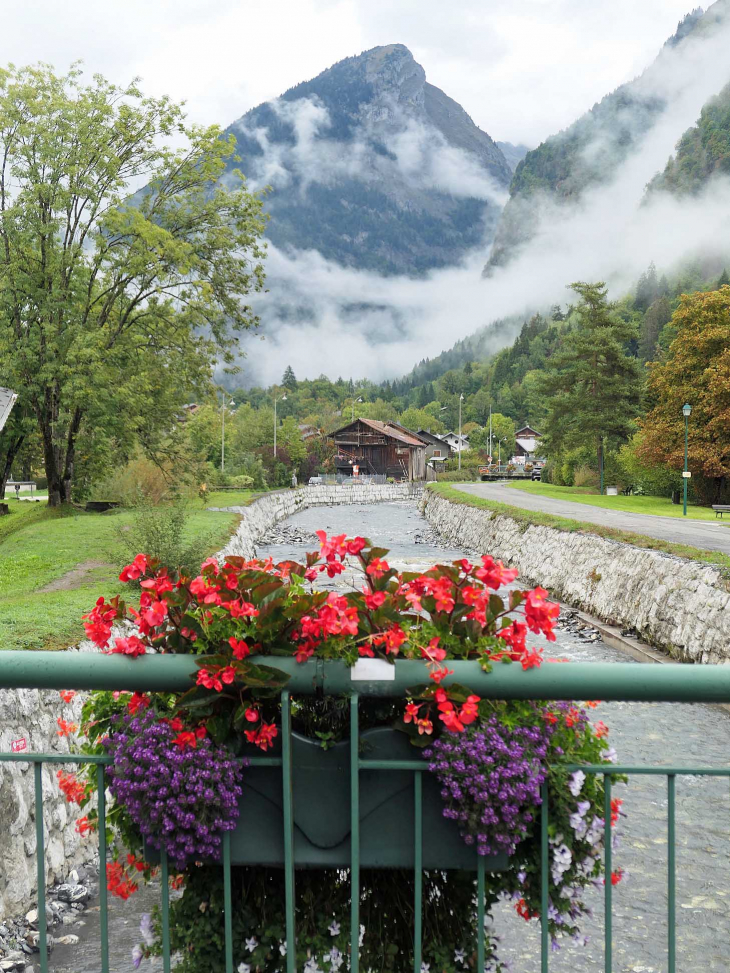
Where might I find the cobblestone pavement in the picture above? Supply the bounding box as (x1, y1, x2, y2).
(47, 502, 730, 971)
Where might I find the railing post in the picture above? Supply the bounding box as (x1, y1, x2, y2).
(413, 771, 422, 972)
(96, 764, 109, 973)
(668, 774, 676, 973)
(350, 695, 360, 973)
(34, 762, 48, 973)
(540, 781, 549, 972)
(281, 690, 296, 973)
(604, 775, 613, 973)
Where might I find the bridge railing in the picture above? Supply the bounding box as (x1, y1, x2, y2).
(2, 652, 730, 973)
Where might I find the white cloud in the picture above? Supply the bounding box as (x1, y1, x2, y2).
(0, 0, 703, 144)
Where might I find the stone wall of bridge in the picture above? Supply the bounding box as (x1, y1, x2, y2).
(422, 488, 730, 664)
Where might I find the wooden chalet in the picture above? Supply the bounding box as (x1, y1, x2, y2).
(513, 425, 543, 463)
(330, 419, 427, 481)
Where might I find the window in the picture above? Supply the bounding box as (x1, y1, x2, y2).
(433, 449, 441, 457)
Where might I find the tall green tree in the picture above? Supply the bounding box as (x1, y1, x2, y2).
(537, 282, 642, 472)
(639, 297, 672, 362)
(282, 366, 298, 391)
(0, 65, 266, 505)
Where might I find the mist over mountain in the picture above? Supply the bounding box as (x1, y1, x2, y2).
(228, 44, 511, 277)
(483, 0, 730, 274)
(647, 81, 730, 196)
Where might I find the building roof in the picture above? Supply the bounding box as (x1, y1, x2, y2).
(442, 431, 470, 444)
(515, 425, 541, 438)
(332, 418, 427, 448)
(417, 429, 452, 447)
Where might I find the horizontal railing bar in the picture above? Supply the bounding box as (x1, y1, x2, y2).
(566, 765, 730, 775)
(359, 760, 424, 770)
(0, 752, 281, 767)
(5, 653, 730, 703)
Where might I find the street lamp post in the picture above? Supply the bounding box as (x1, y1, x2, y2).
(274, 394, 287, 458)
(221, 395, 236, 473)
(458, 394, 464, 471)
(682, 403, 692, 516)
(352, 397, 363, 422)
(498, 437, 507, 467)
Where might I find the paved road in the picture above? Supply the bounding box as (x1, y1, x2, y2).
(455, 481, 730, 556)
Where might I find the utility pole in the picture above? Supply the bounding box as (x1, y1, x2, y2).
(458, 394, 464, 472)
(489, 405, 492, 462)
(274, 393, 287, 458)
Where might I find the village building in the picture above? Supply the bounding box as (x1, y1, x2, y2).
(330, 419, 427, 481)
(439, 431, 470, 453)
(512, 425, 543, 465)
(417, 430, 453, 471)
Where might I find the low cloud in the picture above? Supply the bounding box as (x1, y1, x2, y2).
(233, 14, 730, 388)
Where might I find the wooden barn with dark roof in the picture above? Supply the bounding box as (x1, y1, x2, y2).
(330, 419, 427, 481)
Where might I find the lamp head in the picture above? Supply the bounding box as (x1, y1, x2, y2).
(682, 403, 691, 417)
(282, 394, 287, 402)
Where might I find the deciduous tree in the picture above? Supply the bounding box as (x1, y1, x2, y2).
(0, 65, 266, 505)
(638, 288, 730, 503)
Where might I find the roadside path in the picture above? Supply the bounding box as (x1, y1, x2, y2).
(454, 481, 730, 555)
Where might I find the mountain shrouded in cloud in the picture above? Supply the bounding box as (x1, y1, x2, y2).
(227, 44, 511, 276)
(483, 0, 730, 274)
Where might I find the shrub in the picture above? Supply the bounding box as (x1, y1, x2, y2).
(573, 465, 600, 489)
(113, 499, 220, 581)
(92, 457, 178, 506)
(437, 469, 480, 482)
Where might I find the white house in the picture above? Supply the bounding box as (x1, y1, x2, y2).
(512, 425, 542, 465)
(439, 432, 470, 453)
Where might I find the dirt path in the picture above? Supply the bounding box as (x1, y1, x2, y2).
(38, 560, 111, 593)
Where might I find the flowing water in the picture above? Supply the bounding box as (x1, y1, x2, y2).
(43, 502, 730, 971)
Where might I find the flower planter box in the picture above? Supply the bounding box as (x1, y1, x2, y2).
(230, 727, 507, 871)
(143, 727, 507, 872)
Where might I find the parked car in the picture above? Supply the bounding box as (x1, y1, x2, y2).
(308, 476, 323, 485)
(531, 466, 543, 481)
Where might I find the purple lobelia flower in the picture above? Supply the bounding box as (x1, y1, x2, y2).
(425, 713, 553, 857)
(105, 708, 244, 868)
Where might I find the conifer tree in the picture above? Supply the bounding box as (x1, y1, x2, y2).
(537, 282, 642, 472)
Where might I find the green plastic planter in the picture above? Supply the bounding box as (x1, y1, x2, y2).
(231, 727, 507, 871)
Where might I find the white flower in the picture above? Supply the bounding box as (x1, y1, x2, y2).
(245, 938, 258, 953)
(328, 920, 341, 937)
(454, 949, 467, 965)
(279, 941, 287, 956)
(324, 947, 344, 971)
(568, 771, 585, 797)
(420, 964, 430, 973)
(303, 959, 322, 973)
(603, 747, 618, 764)
(238, 965, 251, 973)
(359, 925, 365, 946)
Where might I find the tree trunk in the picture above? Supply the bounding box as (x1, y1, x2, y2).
(0, 433, 24, 500)
(61, 408, 83, 504)
(38, 413, 63, 507)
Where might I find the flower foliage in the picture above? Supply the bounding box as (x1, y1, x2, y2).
(82, 535, 561, 751)
(78, 530, 621, 966)
(104, 707, 243, 868)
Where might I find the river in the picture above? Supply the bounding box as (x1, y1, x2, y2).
(46, 501, 730, 972)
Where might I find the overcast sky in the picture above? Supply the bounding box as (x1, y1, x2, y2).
(2, 0, 701, 145)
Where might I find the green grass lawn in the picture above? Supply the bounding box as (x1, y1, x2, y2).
(204, 489, 270, 507)
(0, 501, 241, 651)
(506, 481, 726, 522)
(428, 484, 730, 577)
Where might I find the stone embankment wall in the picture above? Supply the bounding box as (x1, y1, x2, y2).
(0, 691, 90, 919)
(0, 483, 421, 919)
(220, 483, 422, 559)
(422, 488, 730, 664)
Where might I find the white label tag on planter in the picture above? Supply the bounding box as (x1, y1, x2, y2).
(351, 659, 396, 681)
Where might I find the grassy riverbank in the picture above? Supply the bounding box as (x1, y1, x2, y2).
(506, 481, 726, 522)
(427, 483, 730, 575)
(0, 500, 242, 651)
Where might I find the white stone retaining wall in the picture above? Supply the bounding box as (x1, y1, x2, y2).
(0, 483, 421, 919)
(422, 488, 730, 665)
(0, 691, 90, 918)
(221, 483, 422, 559)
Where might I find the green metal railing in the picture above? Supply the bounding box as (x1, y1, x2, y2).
(2, 651, 730, 973)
